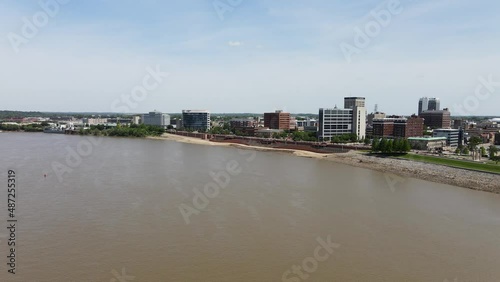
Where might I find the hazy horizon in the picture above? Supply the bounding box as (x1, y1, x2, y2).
(2, 109, 500, 120)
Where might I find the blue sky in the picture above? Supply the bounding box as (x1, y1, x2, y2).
(1, 0, 499, 115)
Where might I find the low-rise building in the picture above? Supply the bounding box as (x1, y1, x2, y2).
(82, 118, 108, 125)
(289, 117, 297, 130)
(408, 137, 447, 151)
(296, 118, 318, 132)
(230, 118, 257, 129)
(433, 128, 459, 147)
(107, 118, 133, 125)
(255, 128, 283, 138)
(296, 118, 317, 128)
(373, 118, 395, 138)
(373, 115, 424, 138)
(397, 115, 424, 137)
(367, 112, 386, 126)
(366, 126, 373, 137)
(132, 116, 141, 125)
(142, 111, 171, 129)
(176, 119, 183, 129)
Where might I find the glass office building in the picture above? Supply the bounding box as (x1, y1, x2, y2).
(182, 110, 211, 131)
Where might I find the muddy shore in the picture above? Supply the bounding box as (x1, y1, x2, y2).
(148, 133, 500, 194)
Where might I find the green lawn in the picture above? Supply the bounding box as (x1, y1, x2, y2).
(397, 154, 500, 174)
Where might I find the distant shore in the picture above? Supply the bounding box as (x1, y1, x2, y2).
(148, 133, 500, 194)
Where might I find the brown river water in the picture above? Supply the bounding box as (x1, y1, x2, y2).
(0, 133, 499, 281)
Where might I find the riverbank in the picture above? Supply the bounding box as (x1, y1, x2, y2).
(147, 133, 328, 157)
(149, 133, 500, 194)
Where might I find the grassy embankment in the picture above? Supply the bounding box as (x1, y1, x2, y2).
(397, 153, 500, 174)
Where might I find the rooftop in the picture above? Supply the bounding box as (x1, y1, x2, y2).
(408, 137, 447, 141)
(256, 128, 283, 133)
(420, 109, 450, 114)
(182, 110, 210, 113)
(373, 118, 407, 122)
(434, 128, 459, 132)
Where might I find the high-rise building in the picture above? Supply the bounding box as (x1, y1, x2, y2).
(352, 105, 367, 140)
(418, 97, 441, 115)
(344, 97, 366, 139)
(420, 109, 451, 128)
(319, 97, 367, 141)
(344, 97, 366, 109)
(182, 110, 211, 131)
(319, 107, 353, 140)
(264, 110, 291, 130)
(142, 111, 170, 128)
(428, 99, 440, 111)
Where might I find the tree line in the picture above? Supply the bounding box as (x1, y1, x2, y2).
(371, 138, 411, 154)
(79, 124, 165, 137)
(0, 123, 46, 132)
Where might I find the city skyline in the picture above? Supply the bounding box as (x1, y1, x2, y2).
(1, 0, 499, 115)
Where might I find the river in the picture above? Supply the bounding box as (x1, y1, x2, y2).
(0, 133, 499, 281)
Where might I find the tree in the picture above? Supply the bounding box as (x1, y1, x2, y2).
(463, 147, 470, 155)
(364, 138, 371, 145)
(378, 138, 388, 152)
(349, 133, 358, 142)
(386, 139, 394, 153)
(332, 136, 341, 144)
(371, 138, 380, 152)
(468, 136, 482, 150)
(480, 147, 487, 157)
(492, 156, 500, 164)
(403, 139, 411, 152)
(393, 138, 402, 153)
(489, 145, 499, 159)
(0, 124, 20, 131)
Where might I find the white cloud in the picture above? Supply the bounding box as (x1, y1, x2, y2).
(228, 41, 243, 47)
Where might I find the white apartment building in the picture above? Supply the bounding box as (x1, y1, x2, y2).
(319, 97, 367, 141)
(142, 111, 171, 129)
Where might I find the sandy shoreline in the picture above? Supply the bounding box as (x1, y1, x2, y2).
(148, 133, 500, 194)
